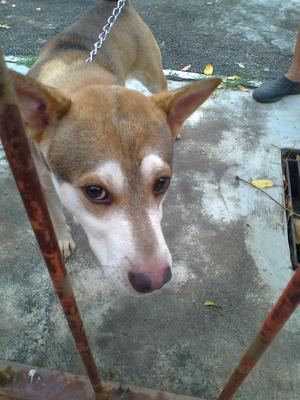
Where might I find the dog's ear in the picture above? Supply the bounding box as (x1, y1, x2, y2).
(152, 77, 221, 139)
(10, 70, 71, 141)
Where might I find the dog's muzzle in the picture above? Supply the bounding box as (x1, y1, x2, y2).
(128, 263, 172, 293)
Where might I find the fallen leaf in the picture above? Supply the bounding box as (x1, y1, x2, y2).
(181, 64, 191, 71)
(1, 1, 7, 4)
(203, 64, 214, 76)
(238, 63, 245, 69)
(203, 300, 218, 307)
(227, 75, 240, 81)
(12, 3, 15, 7)
(294, 219, 300, 244)
(36, 7, 41, 11)
(239, 85, 251, 92)
(217, 82, 224, 89)
(251, 179, 274, 189)
(0, 23, 10, 29)
(160, 41, 165, 47)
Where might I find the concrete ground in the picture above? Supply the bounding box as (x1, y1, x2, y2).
(1, 1, 300, 399)
(1, 58, 300, 398)
(0, 0, 300, 79)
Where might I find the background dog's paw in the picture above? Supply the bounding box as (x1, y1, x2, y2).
(59, 235, 76, 260)
(55, 224, 76, 260)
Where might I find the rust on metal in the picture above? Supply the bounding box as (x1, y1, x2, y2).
(0, 361, 206, 400)
(0, 50, 105, 400)
(0, 361, 93, 400)
(218, 265, 300, 400)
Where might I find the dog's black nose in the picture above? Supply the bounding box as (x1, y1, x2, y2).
(163, 266, 172, 283)
(128, 272, 152, 293)
(128, 266, 172, 293)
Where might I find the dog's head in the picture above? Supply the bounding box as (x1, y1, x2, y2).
(11, 71, 220, 294)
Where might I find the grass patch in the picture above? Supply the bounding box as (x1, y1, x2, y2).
(219, 67, 259, 90)
(221, 75, 257, 90)
(16, 55, 38, 68)
(197, 66, 260, 90)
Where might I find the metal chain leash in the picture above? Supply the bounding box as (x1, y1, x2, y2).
(85, 0, 126, 64)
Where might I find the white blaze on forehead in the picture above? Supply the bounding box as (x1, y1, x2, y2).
(141, 154, 167, 180)
(96, 161, 124, 192)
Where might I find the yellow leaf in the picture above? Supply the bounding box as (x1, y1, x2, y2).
(239, 85, 251, 92)
(251, 179, 274, 189)
(0, 23, 11, 29)
(217, 82, 224, 89)
(238, 63, 245, 69)
(203, 64, 214, 76)
(203, 300, 218, 307)
(181, 64, 191, 71)
(227, 75, 240, 81)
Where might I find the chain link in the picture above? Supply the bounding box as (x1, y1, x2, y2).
(85, 0, 126, 64)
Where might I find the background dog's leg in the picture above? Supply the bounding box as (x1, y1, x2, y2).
(128, 19, 167, 93)
(34, 151, 76, 259)
(138, 67, 168, 93)
(30, 143, 75, 259)
(43, 185, 76, 260)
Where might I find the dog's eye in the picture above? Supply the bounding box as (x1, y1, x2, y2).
(153, 177, 171, 196)
(83, 185, 111, 204)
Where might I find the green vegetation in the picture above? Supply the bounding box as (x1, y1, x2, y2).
(16, 55, 38, 68)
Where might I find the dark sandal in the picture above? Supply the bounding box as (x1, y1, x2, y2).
(252, 75, 300, 103)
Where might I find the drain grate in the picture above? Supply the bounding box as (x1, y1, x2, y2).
(282, 149, 300, 269)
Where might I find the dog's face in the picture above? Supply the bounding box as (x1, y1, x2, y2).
(11, 71, 221, 294)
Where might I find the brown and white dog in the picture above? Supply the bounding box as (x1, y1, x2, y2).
(10, 0, 221, 294)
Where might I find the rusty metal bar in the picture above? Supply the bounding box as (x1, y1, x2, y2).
(218, 265, 300, 400)
(0, 360, 208, 400)
(0, 50, 105, 400)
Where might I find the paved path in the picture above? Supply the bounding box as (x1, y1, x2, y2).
(0, 0, 299, 79)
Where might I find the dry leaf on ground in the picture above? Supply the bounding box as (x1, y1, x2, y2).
(203, 64, 214, 75)
(239, 85, 251, 92)
(294, 219, 300, 244)
(251, 179, 274, 189)
(227, 75, 240, 81)
(203, 300, 218, 308)
(181, 64, 191, 71)
(0, 23, 11, 29)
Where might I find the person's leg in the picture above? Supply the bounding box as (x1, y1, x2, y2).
(253, 25, 300, 103)
(286, 25, 300, 82)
